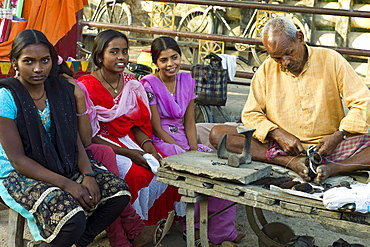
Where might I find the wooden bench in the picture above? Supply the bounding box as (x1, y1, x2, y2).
(0, 198, 27, 247)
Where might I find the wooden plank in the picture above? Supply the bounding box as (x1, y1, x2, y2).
(158, 167, 370, 225)
(317, 209, 342, 220)
(8, 209, 25, 247)
(244, 192, 277, 206)
(178, 188, 197, 197)
(161, 151, 272, 184)
(157, 172, 370, 233)
(156, 169, 181, 180)
(250, 201, 370, 234)
(158, 167, 328, 216)
(158, 168, 249, 194)
(181, 195, 208, 203)
(241, 185, 326, 209)
(199, 197, 209, 247)
(184, 176, 214, 189)
(182, 196, 198, 203)
(186, 203, 195, 247)
(342, 212, 370, 225)
(159, 167, 326, 210)
(213, 184, 242, 197)
(280, 201, 312, 214)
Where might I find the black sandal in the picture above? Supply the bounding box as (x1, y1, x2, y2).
(286, 235, 317, 247)
(305, 145, 322, 180)
(330, 238, 365, 247)
(183, 231, 213, 247)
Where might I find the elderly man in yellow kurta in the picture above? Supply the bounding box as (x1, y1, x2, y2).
(210, 16, 370, 184)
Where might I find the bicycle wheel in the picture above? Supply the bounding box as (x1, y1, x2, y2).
(194, 104, 215, 123)
(96, 3, 132, 30)
(249, 14, 310, 65)
(176, 8, 215, 64)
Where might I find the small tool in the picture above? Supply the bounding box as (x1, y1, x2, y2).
(217, 126, 256, 167)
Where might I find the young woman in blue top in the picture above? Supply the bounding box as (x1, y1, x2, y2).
(0, 29, 131, 247)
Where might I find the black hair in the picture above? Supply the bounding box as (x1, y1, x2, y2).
(56, 60, 74, 78)
(10, 29, 58, 75)
(151, 36, 181, 64)
(91, 29, 129, 69)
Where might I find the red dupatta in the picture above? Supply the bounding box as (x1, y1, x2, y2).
(79, 73, 153, 143)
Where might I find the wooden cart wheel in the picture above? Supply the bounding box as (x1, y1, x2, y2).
(246, 206, 295, 247)
(151, 3, 176, 29)
(198, 40, 224, 64)
(176, 8, 215, 64)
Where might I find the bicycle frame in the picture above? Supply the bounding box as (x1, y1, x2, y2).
(88, 0, 130, 23)
(90, 0, 116, 23)
(177, 1, 309, 65)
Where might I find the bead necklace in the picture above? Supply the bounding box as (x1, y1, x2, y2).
(100, 69, 121, 94)
(32, 90, 45, 101)
(158, 72, 177, 95)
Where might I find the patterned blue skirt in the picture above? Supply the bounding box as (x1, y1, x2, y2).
(1, 161, 130, 243)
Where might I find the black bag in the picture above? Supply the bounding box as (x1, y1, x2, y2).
(191, 53, 228, 106)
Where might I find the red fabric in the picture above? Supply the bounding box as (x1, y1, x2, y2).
(86, 143, 145, 247)
(81, 74, 153, 141)
(80, 73, 182, 225)
(323, 133, 370, 164)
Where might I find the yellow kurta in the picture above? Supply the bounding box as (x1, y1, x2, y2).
(242, 45, 370, 147)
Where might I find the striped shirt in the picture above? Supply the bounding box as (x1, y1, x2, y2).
(242, 45, 370, 147)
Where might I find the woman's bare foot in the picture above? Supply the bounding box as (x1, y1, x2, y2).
(314, 164, 333, 184)
(233, 233, 246, 243)
(132, 225, 162, 247)
(288, 157, 310, 181)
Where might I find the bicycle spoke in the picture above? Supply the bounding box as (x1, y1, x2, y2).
(177, 9, 214, 64)
(152, 3, 175, 29)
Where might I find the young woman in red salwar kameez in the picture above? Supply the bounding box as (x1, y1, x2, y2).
(78, 29, 185, 227)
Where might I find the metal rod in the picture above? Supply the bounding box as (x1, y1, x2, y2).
(80, 21, 370, 57)
(181, 64, 254, 80)
(153, 0, 370, 18)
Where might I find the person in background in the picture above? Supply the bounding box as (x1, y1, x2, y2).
(57, 57, 169, 247)
(140, 36, 246, 246)
(0, 29, 130, 247)
(210, 17, 370, 184)
(78, 29, 183, 239)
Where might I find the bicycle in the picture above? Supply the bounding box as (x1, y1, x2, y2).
(83, 0, 132, 33)
(176, 1, 310, 65)
(79, 0, 132, 59)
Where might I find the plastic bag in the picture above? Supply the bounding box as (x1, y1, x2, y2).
(323, 182, 370, 213)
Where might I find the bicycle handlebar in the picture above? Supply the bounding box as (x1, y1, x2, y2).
(126, 62, 152, 76)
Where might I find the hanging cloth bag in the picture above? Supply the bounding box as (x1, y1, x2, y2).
(191, 52, 229, 106)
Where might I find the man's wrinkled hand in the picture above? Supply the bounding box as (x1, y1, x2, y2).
(316, 131, 342, 156)
(268, 128, 305, 156)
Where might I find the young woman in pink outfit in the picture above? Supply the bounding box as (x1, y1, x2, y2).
(140, 36, 246, 246)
